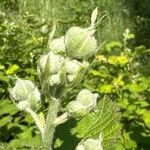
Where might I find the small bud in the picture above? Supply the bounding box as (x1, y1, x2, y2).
(76, 134, 103, 150)
(10, 78, 41, 111)
(67, 61, 89, 87)
(49, 74, 61, 86)
(38, 51, 65, 75)
(65, 27, 98, 60)
(67, 74, 76, 83)
(77, 89, 98, 107)
(65, 59, 82, 74)
(67, 101, 86, 118)
(49, 36, 66, 55)
(76, 139, 103, 150)
(67, 89, 99, 118)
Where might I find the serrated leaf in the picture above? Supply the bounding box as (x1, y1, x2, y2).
(71, 97, 121, 149)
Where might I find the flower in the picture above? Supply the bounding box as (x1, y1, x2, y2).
(49, 74, 61, 86)
(65, 59, 82, 74)
(67, 89, 99, 117)
(38, 51, 65, 75)
(49, 36, 66, 55)
(76, 89, 98, 107)
(76, 134, 103, 150)
(76, 138, 103, 150)
(65, 27, 98, 60)
(10, 78, 41, 110)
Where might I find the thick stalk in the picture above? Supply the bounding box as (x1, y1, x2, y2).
(42, 97, 60, 150)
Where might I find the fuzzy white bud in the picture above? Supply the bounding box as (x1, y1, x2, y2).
(49, 74, 61, 86)
(49, 36, 66, 55)
(10, 78, 41, 110)
(67, 89, 99, 117)
(65, 27, 98, 60)
(76, 134, 103, 150)
(38, 51, 65, 74)
(65, 59, 82, 74)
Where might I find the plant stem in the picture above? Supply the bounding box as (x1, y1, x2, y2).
(42, 97, 60, 150)
(54, 112, 69, 125)
(25, 107, 44, 136)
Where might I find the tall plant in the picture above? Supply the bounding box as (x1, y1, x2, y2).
(9, 8, 121, 150)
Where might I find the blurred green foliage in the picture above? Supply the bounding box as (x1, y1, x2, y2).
(0, 0, 150, 150)
(84, 30, 150, 149)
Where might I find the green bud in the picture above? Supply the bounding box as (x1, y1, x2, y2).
(38, 51, 65, 75)
(10, 78, 41, 111)
(76, 134, 103, 150)
(67, 61, 89, 88)
(65, 58, 82, 74)
(65, 8, 99, 60)
(65, 27, 98, 60)
(49, 36, 66, 55)
(49, 74, 61, 86)
(67, 101, 89, 118)
(67, 89, 99, 118)
(67, 74, 76, 83)
(77, 89, 98, 107)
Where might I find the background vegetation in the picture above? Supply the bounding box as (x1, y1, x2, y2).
(0, 0, 150, 149)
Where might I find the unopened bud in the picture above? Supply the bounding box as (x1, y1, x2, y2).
(38, 51, 65, 75)
(65, 27, 98, 60)
(77, 89, 98, 107)
(49, 74, 61, 86)
(65, 59, 82, 74)
(76, 134, 103, 150)
(49, 36, 66, 55)
(67, 89, 99, 118)
(10, 78, 41, 111)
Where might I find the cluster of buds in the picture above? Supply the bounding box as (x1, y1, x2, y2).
(37, 7, 99, 96)
(9, 7, 102, 150)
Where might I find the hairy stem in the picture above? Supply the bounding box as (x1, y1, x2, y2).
(42, 97, 60, 150)
(25, 107, 44, 136)
(54, 112, 70, 125)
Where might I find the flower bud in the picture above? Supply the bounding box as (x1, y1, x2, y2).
(67, 74, 76, 83)
(10, 78, 41, 111)
(65, 59, 82, 74)
(49, 36, 66, 55)
(67, 61, 89, 87)
(76, 135, 103, 150)
(49, 74, 61, 86)
(65, 27, 98, 60)
(77, 89, 98, 107)
(38, 51, 65, 75)
(67, 100, 91, 118)
(67, 89, 99, 118)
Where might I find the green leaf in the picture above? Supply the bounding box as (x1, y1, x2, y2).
(8, 135, 42, 149)
(0, 99, 18, 116)
(99, 84, 113, 93)
(0, 116, 12, 127)
(106, 41, 122, 51)
(72, 97, 121, 149)
(6, 64, 19, 75)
